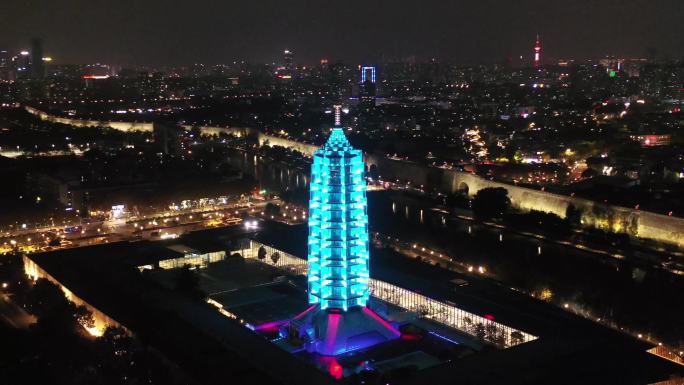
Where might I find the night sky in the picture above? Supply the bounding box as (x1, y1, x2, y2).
(1, 0, 683, 66)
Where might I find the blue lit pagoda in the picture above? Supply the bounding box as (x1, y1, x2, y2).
(285, 106, 400, 356)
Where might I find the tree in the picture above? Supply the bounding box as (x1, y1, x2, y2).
(175, 266, 204, 300)
(485, 323, 502, 344)
(100, 326, 134, 357)
(74, 305, 95, 330)
(264, 203, 280, 216)
(280, 188, 309, 206)
(591, 204, 618, 231)
(33, 299, 82, 339)
(472, 188, 511, 219)
(257, 246, 267, 260)
(445, 193, 470, 209)
(581, 168, 598, 178)
(417, 304, 430, 316)
(24, 278, 68, 318)
(504, 145, 520, 163)
(0, 254, 29, 297)
(622, 214, 639, 237)
(505, 210, 571, 237)
(565, 204, 583, 226)
(510, 330, 525, 345)
(270, 252, 281, 265)
(487, 142, 504, 160)
(473, 323, 486, 340)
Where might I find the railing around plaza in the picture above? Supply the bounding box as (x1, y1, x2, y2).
(243, 240, 537, 348)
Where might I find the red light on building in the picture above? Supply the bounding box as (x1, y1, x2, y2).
(484, 314, 495, 321)
(318, 357, 343, 379)
(401, 333, 422, 341)
(633, 134, 671, 147)
(534, 35, 542, 68)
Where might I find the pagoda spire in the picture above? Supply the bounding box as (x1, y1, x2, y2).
(333, 104, 342, 126)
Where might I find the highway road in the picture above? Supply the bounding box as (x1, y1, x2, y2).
(0, 198, 283, 255)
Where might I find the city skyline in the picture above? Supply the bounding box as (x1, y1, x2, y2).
(1, 2, 684, 383)
(1, 0, 683, 66)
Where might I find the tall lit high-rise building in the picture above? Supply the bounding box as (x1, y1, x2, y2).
(14, 50, 31, 80)
(277, 49, 294, 81)
(360, 66, 375, 84)
(534, 34, 542, 68)
(30, 38, 44, 79)
(285, 106, 400, 356)
(283, 49, 294, 71)
(359, 66, 377, 105)
(0, 50, 10, 81)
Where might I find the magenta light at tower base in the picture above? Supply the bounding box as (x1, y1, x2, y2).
(283, 107, 400, 356)
(288, 306, 400, 356)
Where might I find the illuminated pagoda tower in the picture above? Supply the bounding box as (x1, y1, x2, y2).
(285, 106, 400, 356)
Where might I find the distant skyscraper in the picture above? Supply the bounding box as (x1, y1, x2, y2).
(534, 34, 542, 68)
(360, 66, 376, 84)
(277, 49, 294, 81)
(14, 50, 31, 80)
(359, 66, 377, 105)
(283, 49, 294, 71)
(30, 38, 44, 79)
(0, 49, 10, 81)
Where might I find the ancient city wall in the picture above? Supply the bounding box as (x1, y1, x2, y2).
(182, 125, 321, 157)
(25, 106, 154, 133)
(366, 154, 684, 247)
(23, 255, 128, 336)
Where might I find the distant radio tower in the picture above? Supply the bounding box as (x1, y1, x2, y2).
(534, 34, 542, 68)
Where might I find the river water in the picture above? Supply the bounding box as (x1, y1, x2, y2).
(226, 150, 309, 193)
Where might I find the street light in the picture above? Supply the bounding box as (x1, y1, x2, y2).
(244, 220, 259, 230)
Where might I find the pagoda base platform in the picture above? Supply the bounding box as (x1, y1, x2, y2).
(285, 304, 401, 356)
